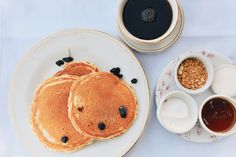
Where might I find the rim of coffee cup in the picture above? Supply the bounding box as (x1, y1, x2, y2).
(117, 0, 179, 44)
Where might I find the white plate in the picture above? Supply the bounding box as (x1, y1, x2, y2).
(8, 29, 150, 157)
(155, 51, 233, 143)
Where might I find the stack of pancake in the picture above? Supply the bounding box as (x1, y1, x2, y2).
(30, 61, 137, 152)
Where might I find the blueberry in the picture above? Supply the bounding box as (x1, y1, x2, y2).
(117, 74, 123, 79)
(141, 8, 156, 23)
(119, 106, 127, 118)
(110, 67, 123, 79)
(131, 78, 138, 84)
(62, 57, 74, 63)
(110, 67, 120, 74)
(78, 106, 84, 112)
(112, 73, 123, 79)
(98, 122, 106, 130)
(61, 136, 68, 143)
(56, 60, 64, 66)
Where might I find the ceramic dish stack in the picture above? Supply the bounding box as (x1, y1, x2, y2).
(117, 0, 184, 53)
(155, 51, 236, 143)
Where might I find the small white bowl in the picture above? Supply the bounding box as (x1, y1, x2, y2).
(199, 95, 236, 137)
(117, 0, 179, 53)
(174, 53, 214, 95)
(211, 64, 236, 97)
(157, 90, 198, 134)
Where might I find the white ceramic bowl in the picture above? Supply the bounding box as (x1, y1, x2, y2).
(211, 64, 236, 97)
(174, 53, 214, 95)
(199, 95, 236, 137)
(157, 90, 198, 134)
(117, 0, 179, 53)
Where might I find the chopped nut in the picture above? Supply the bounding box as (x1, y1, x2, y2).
(178, 69, 183, 75)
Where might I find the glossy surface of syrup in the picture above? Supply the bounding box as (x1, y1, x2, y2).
(202, 98, 236, 132)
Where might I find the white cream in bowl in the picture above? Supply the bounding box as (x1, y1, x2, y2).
(157, 90, 198, 134)
(212, 64, 236, 97)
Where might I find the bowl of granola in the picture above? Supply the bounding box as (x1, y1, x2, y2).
(174, 53, 214, 95)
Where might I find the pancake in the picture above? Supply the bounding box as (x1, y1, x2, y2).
(30, 76, 93, 152)
(54, 61, 99, 77)
(68, 72, 137, 139)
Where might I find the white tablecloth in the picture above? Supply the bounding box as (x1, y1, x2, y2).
(1, 0, 236, 157)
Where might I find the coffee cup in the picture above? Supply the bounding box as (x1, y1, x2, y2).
(117, 0, 180, 53)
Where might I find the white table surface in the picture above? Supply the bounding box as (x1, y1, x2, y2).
(1, 0, 236, 157)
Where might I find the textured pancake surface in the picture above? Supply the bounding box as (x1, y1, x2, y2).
(54, 61, 99, 77)
(68, 72, 137, 139)
(31, 76, 92, 152)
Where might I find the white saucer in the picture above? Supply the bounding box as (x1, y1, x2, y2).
(155, 51, 234, 143)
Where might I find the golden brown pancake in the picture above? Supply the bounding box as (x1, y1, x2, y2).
(68, 72, 137, 139)
(30, 76, 93, 152)
(54, 61, 99, 77)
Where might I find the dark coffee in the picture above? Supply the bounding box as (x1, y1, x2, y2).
(123, 0, 173, 40)
(202, 98, 236, 132)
